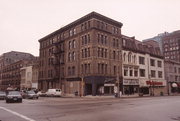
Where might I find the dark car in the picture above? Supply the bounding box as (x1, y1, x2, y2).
(6, 91, 22, 103)
(24, 90, 39, 99)
(0, 91, 6, 100)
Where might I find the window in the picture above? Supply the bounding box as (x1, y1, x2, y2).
(98, 63, 100, 74)
(69, 30, 73, 36)
(88, 64, 90, 74)
(129, 69, 133, 76)
(68, 53, 71, 61)
(134, 69, 138, 77)
(124, 67, 128, 76)
(102, 64, 104, 74)
(158, 71, 162, 78)
(72, 40, 76, 48)
(151, 70, 156, 78)
(113, 66, 116, 75)
(139, 69, 145, 77)
(123, 53, 126, 62)
(174, 67, 177, 73)
(157, 61, 162, 67)
(139, 56, 145, 65)
(72, 52, 75, 61)
(101, 48, 104, 57)
(150, 59, 155, 66)
(128, 53, 132, 62)
(133, 55, 136, 63)
(105, 49, 107, 58)
(98, 47, 100, 57)
(105, 64, 107, 74)
(69, 41, 72, 49)
(113, 51, 116, 59)
(85, 64, 87, 74)
(68, 67, 71, 75)
(72, 66, 75, 75)
(88, 48, 90, 57)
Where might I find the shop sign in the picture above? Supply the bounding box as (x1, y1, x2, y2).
(104, 84, 115, 86)
(123, 79, 139, 85)
(146, 81, 163, 86)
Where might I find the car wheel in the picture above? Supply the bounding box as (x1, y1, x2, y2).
(6, 100, 9, 103)
(19, 100, 22, 103)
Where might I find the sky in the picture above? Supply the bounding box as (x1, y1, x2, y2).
(0, 0, 180, 56)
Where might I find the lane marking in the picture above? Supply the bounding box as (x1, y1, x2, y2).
(0, 106, 36, 121)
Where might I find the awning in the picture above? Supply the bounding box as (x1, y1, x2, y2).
(172, 83, 178, 88)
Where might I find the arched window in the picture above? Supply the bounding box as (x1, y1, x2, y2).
(68, 52, 71, 61)
(72, 40, 76, 48)
(69, 41, 72, 49)
(128, 52, 132, 62)
(134, 55, 136, 63)
(123, 53, 126, 62)
(72, 52, 75, 61)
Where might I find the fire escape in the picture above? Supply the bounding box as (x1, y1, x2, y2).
(52, 39, 65, 89)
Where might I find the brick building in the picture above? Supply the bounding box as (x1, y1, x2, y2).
(0, 51, 35, 90)
(164, 60, 180, 94)
(162, 30, 180, 62)
(38, 12, 123, 96)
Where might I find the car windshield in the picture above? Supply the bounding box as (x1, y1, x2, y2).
(8, 91, 21, 95)
(0, 91, 5, 94)
(27, 91, 35, 94)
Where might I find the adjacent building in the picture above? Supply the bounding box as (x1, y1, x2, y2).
(20, 58, 39, 90)
(0, 51, 36, 90)
(38, 12, 123, 96)
(164, 60, 180, 94)
(122, 35, 167, 96)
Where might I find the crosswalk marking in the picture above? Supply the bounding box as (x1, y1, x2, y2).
(0, 106, 36, 121)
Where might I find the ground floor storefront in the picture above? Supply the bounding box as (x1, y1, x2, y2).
(167, 82, 180, 94)
(64, 76, 117, 96)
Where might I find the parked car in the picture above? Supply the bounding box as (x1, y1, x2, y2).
(6, 91, 22, 103)
(46, 89, 62, 97)
(37, 91, 47, 97)
(24, 90, 39, 99)
(0, 91, 6, 100)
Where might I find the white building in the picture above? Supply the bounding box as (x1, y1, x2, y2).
(122, 35, 167, 96)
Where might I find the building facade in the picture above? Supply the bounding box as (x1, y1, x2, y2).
(38, 12, 123, 96)
(143, 30, 180, 63)
(122, 35, 167, 96)
(0, 51, 35, 90)
(162, 30, 180, 62)
(164, 60, 180, 94)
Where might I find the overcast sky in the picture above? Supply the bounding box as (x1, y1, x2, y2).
(1, 0, 180, 56)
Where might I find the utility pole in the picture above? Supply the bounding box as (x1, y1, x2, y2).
(116, 66, 120, 98)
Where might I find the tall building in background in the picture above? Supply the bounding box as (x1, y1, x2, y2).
(144, 30, 180, 95)
(162, 30, 180, 62)
(143, 30, 180, 62)
(38, 12, 123, 96)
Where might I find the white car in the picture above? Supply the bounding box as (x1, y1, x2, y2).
(46, 89, 62, 97)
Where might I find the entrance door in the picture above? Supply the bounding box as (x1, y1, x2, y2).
(85, 84, 92, 95)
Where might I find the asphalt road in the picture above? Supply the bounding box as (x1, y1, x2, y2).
(0, 96, 180, 121)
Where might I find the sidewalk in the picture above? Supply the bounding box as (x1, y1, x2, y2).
(63, 93, 180, 99)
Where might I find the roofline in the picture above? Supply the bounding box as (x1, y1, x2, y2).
(38, 11, 123, 42)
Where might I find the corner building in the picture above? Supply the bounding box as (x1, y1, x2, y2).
(38, 12, 123, 96)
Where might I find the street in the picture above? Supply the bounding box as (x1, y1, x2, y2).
(0, 96, 180, 121)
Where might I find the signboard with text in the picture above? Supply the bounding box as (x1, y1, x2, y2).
(123, 79, 139, 85)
